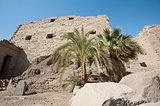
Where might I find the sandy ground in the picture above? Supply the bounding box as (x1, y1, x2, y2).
(0, 91, 72, 106)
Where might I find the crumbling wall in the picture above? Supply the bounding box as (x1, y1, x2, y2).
(13, 50, 30, 77)
(0, 40, 21, 79)
(126, 25, 160, 72)
(10, 15, 111, 63)
(136, 25, 160, 71)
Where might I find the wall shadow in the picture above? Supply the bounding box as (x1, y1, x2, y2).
(13, 50, 30, 77)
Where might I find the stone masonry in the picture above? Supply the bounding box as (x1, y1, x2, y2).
(136, 25, 160, 71)
(7, 14, 160, 75)
(0, 40, 21, 79)
(126, 25, 160, 72)
(10, 15, 111, 63)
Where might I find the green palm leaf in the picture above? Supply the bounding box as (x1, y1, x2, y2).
(50, 25, 110, 86)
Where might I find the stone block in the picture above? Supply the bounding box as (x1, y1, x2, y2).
(14, 80, 26, 96)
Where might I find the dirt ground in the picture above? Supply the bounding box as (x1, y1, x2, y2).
(0, 91, 72, 106)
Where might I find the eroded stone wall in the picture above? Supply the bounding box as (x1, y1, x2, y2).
(10, 15, 111, 63)
(126, 25, 160, 72)
(136, 25, 160, 70)
(0, 40, 21, 78)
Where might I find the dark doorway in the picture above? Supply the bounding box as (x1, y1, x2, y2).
(0, 55, 12, 79)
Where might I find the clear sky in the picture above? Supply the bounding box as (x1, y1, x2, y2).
(0, 0, 160, 40)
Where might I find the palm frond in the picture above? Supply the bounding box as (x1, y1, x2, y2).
(50, 26, 111, 86)
(111, 28, 121, 38)
(96, 28, 143, 82)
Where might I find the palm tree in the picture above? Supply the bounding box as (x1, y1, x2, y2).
(50, 26, 110, 86)
(97, 28, 143, 82)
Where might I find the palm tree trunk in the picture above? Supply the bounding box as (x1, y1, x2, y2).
(110, 53, 126, 82)
(81, 61, 86, 86)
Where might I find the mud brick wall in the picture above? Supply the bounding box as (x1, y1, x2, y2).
(0, 40, 22, 78)
(126, 25, 160, 72)
(10, 15, 111, 63)
(136, 25, 160, 70)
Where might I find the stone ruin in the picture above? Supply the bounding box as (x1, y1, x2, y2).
(136, 25, 160, 70)
(0, 40, 29, 90)
(0, 40, 30, 78)
(9, 15, 111, 63)
(0, 15, 160, 94)
(0, 40, 21, 79)
(0, 15, 112, 92)
(126, 25, 160, 72)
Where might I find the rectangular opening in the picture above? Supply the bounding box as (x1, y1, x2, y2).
(46, 34, 55, 39)
(69, 17, 74, 20)
(25, 36, 32, 40)
(0, 55, 12, 79)
(50, 19, 56, 22)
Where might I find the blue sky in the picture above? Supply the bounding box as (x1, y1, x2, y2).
(0, 0, 160, 40)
